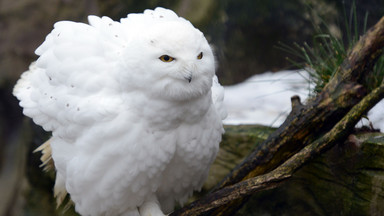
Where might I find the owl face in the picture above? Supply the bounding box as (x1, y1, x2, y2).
(120, 20, 215, 101)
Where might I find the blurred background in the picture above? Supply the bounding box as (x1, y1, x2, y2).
(1, 0, 383, 215)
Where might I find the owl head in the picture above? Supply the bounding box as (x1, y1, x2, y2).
(118, 9, 216, 101)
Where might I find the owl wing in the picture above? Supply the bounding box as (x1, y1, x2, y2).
(14, 13, 180, 213)
(13, 15, 129, 139)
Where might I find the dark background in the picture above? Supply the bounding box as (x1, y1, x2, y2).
(0, 0, 383, 215)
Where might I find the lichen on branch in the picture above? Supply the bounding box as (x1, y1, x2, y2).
(171, 15, 384, 216)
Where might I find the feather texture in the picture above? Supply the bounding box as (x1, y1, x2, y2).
(14, 7, 226, 216)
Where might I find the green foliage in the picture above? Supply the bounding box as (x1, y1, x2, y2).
(367, 54, 384, 91)
(279, 2, 384, 94)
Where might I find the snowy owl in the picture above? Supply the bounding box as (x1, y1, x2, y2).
(13, 7, 226, 216)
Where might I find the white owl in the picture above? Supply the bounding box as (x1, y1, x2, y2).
(13, 7, 226, 216)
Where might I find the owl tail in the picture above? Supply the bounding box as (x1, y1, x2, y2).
(34, 138, 73, 210)
(34, 139, 54, 172)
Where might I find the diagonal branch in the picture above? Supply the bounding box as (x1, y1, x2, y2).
(209, 15, 384, 216)
(171, 82, 384, 216)
(220, 15, 384, 189)
(171, 15, 384, 216)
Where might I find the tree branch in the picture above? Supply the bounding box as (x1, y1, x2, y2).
(171, 82, 384, 216)
(171, 15, 384, 216)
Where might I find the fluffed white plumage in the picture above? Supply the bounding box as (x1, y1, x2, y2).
(14, 7, 226, 216)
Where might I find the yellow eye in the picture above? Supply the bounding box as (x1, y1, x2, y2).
(197, 52, 203, 60)
(159, 55, 175, 62)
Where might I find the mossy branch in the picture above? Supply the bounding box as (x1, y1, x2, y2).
(171, 83, 384, 216)
(171, 15, 384, 216)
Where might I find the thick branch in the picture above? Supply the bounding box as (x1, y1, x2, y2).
(221, 15, 384, 188)
(171, 83, 384, 216)
(172, 16, 384, 216)
(211, 16, 384, 215)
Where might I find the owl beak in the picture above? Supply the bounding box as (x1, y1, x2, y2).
(182, 67, 193, 83)
(185, 75, 192, 83)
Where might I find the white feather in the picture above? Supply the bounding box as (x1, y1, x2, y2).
(14, 7, 226, 216)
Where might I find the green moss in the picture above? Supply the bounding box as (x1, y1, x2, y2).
(210, 126, 384, 215)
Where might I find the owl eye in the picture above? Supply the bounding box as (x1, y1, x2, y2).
(159, 55, 175, 62)
(197, 52, 203, 60)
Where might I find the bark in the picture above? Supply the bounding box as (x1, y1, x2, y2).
(171, 15, 384, 216)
